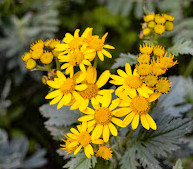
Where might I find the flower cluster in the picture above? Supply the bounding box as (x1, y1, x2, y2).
(140, 13, 175, 38)
(22, 25, 177, 160)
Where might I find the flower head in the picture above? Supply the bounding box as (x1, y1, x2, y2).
(154, 24, 165, 35)
(40, 51, 53, 64)
(165, 21, 174, 31)
(153, 45, 165, 57)
(163, 14, 175, 21)
(139, 43, 153, 55)
(30, 40, 44, 50)
(96, 145, 112, 160)
(22, 52, 32, 62)
(25, 59, 36, 69)
(155, 14, 166, 24)
(156, 78, 172, 93)
(137, 54, 150, 64)
(144, 13, 155, 22)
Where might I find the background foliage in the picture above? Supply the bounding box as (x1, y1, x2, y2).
(0, 0, 193, 168)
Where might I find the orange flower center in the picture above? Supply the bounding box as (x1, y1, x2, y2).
(77, 131, 91, 147)
(125, 75, 142, 89)
(79, 83, 98, 100)
(89, 38, 104, 51)
(94, 107, 112, 125)
(60, 78, 76, 94)
(130, 96, 150, 114)
(69, 50, 84, 65)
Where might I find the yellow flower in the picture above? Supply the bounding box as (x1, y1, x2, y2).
(144, 13, 155, 22)
(64, 122, 103, 158)
(142, 28, 151, 36)
(25, 59, 37, 69)
(151, 57, 167, 76)
(154, 24, 165, 35)
(71, 66, 113, 111)
(40, 51, 53, 64)
(156, 78, 172, 93)
(137, 53, 150, 64)
(135, 63, 152, 76)
(165, 21, 174, 31)
(116, 92, 160, 130)
(61, 135, 78, 154)
(78, 98, 123, 143)
(44, 39, 61, 49)
(143, 75, 158, 87)
(155, 14, 166, 24)
(147, 21, 155, 29)
(22, 52, 32, 62)
(58, 45, 95, 77)
(88, 32, 115, 61)
(162, 14, 175, 21)
(159, 53, 177, 68)
(45, 71, 87, 109)
(153, 45, 165, 57)
(30, 40, 44, 50)
(110, 63, 153, 98)
(31, 48, 44, 60)
(96, 145, 112, 160)
(139, 43, 153, 55)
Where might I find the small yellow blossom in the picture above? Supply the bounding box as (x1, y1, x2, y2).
(147, 21, 156, 29)
(153, 45, 165, 57)
(60, 135, 78, 154)
(162, 14, 175, 21)
(156, 78, 172, 94)
(151, 57, 167, 76)
(44, 39, 61, 49)
(22, 52, 32, 62)
(40, 51, 54, 64)
(154, 25, 165, 35)
(137, 53, 150, 64)
(144, 13, 155, 22)
(30, 40, 44, 50)
(78, 98, 123, 143)
(96, 145, 112, 160)
(140, 43, 153, 55)
(25, 59, 37, 70)
(165, 21, 174, 31)
(135, 63, 152, 76)
(63, 122, 104, 158)
(159, 53, 177, 68)
(31, 48, 44, 60)
(155, 14, 166, 24)
(143, 75, 158, 87)
(142, 28, 151, 36)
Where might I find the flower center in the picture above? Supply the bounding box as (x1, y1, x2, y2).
(152, 63, 167, 76)
(94, 107, 112, 125)
(77, 131, 91, 147)
(136, 64, 152, 76)
(125, 75, 142, 89)
(144, 75, 158, 87)
(79, 84, 98, 100)
(156, 79, 171, 93)
(96, 146, 112, 160)
(130, 96, 150, 114)
(68, 37, 82, 50)
(89, 38, 104, 51)
(60, 78, 76, 94)
(69, 50, 84, 66)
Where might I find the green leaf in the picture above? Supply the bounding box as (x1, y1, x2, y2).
(63, 152, 97, 169)
(111, 53, 137, 69)
(173, 159, 183, 169)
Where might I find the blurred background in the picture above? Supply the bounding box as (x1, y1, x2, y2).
(0, 0, 193, 168)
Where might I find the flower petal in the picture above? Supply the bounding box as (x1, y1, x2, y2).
(78, 115, 94, 122)
(131, 114, 139, 129)
(96, 70, 110, 88)
(45, 90, 62, 99)
(111, 117, 123, 127)
(123, 111, 135, 127)
(145, 114, 157, 130)
(91, 124, 103, 140)
(108, 123, 117, 136)
(103, 125, 110, 143)
(141, 114, 150, 130)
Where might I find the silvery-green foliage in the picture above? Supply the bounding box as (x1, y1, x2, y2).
(0, 129, 47, 169)
(0, 79, 11, 114)
(167, 39, 193, 56)
(39, 103, 81, 140)
(157, 76, 192, 117)
(111, 53, 137, 69)
(63, 151, 97, 169)
(173, 159, 183, 169)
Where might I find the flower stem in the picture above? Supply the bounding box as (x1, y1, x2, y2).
(55, 57, 61, 71)
(122, 129, 135, 147)
(93, 56, 98, 68)
(36, 65, 49, 71)
(115, 136, 122, 151)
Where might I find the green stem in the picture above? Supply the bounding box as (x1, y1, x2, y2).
(111, 146, 122, 160)
(55, 57, 61, 71)
(36, 65, 49, 71)
(45, 64, 51, 72)
(115, 136, 122, 151)
(122, 130, 135, 147)
(184, 57, 193, 77)
(93, 56, 98, 68)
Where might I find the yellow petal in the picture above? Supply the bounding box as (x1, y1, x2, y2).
(84, 145, 91, 158)
(47, 80, 61, 89)
(91, 98, 100, 108)
(109, 98, 120, 111)
(92, 139, 103, 144)
(102, 32, 108, 42)
(86, 66, 97, 84)
(108, 123, 117, 136)
(145, 114, 157, 130)
(63, 33, 74, 43)
(131, 114, 139, 130)
(82, 107, 95, 115)
(96, 70, 110, 88)
(100, 94, 111, 108)
(67, 133, 77, 139)
(75, 84, 87, 91)
(114, 108, 132, 117)
(79, 99, 89, 111)
(50, 94, 63, 105)
(55, 44, 68, 51)
(123, 111, 135, 126)
(148, 92, 161, 102)
(110, 75, 124, 84)
(68, 141, 79, 148)
(61, 63, 70, 70)
(79, 63, 86, 72)
(125, 63, 132, 75)
(74, 145, 82, 155)
(117, 69, 128, 78)
(91, 124, 103, 140)
(70, 128, 79, 135)
(141, 114, 150, 130)
(78, 115, 94, 122)
(87, 120, 96, 127)
(74, 29, 80, 38)
(83, 60, 91, 66)
(101, 49, 112, 58)
(45, 90, 62, 99)
(103, 125, 110, 143)
(97, 51, 104, 61)
(104, 44, 115, 49)
(75, 72, 87, 84)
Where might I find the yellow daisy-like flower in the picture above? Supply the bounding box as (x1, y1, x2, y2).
(58, 45, 95, 77)
(165, 21, 174, 31)
(71, 66, 113, 111)
(61, 135, 78, 154)
(147, 21, 156, 29)
(22, 52, 32, 62)
(31, 48, 44, 60)
(65, 122, 103, 158)
(30, 40, 44, 50)
(151, 57, 167, 76)
(144, 13, 155, 22)
(110, 63, 153, 98)
(78, 98, 123, 143)
(142, 28, 151, 36)
(40, 51, 54, 64)
(116, 92, 160, 130)
(153, 45, 165, 57)
(143, 75, 158, 87)
(155, 14, 166, 24)
(137, 53, 150, 64)
(25, 59, 37, 69)
(88, 32, 115, 61)
(44, 39, 61, 49)
(162, 14, 175, 21)
(45, 71, 87, 109)
(154, 24, 165, 35)
(135, 63, 152, 76)
(55, 28, 92, 53)
(95, 145, 112, 160)
(159, 53, 177, 68)
(156, 78, 172, 94)
(139, 43, 153, 55)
